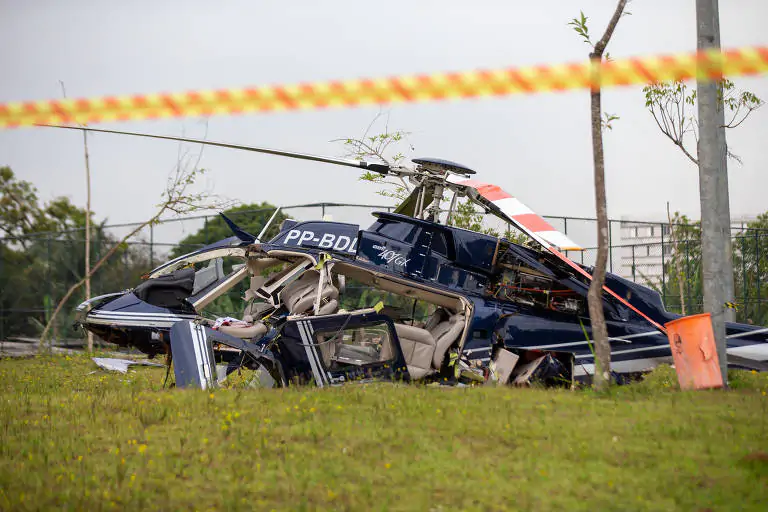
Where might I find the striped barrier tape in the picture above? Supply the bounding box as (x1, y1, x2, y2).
(1, 46, 767, 129)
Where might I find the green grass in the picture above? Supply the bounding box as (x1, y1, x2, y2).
(1, 355, 767, 511)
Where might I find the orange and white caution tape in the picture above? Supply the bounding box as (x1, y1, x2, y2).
(1, 46, 766, 129)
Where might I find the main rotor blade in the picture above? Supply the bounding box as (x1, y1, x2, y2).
(39, 124, 392, 174)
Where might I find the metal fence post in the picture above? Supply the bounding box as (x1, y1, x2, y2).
(631, 244, 636, 281)
(149, 223, 154, 269)
(0, 246, 4, 346)
(741, 235, 747, 319)
(660, 224, 666, 306)
(685, 239, 691, 312)
(756, 230, 761, 322)
(123, 245, 129, 290)
(95, 229, 101, 295)
(47, 235, 53, 348)
(608, 219, 613, 273)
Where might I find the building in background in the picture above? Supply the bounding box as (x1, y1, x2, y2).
(619, 216, 757, 286)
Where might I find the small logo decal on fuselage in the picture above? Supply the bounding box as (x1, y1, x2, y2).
(376, 248, 410, 267)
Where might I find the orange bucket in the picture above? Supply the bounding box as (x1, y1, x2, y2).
(664, 313, 724, 390)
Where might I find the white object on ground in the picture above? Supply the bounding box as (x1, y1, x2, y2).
(92, 357, 164, 374)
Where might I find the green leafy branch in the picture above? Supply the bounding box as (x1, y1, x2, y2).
(642, 79, 764, 165)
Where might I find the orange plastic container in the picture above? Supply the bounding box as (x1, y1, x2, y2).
(664, 313, 724, 390)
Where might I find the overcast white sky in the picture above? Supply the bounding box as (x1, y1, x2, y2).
(1, 1, 767, 242)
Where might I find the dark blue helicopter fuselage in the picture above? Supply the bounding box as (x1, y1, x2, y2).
(269, 212, 768, 374)
(79, 212, 768, 373)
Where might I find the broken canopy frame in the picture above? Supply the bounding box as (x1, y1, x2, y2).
(170, 320, 284, 389)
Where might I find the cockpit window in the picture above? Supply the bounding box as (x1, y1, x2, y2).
(428, 231, 448, 257)
(315, 322, 395, 370)
(376, 222, 418, 243)
(192, 258, 224, 295)
(188, 256, 248, 317)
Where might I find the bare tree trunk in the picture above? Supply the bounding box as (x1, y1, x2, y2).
(59, 80, 95, 351)
(588, 81, 612, 389)
(587, 0, 627, 390)
(82, 130, 94, 352)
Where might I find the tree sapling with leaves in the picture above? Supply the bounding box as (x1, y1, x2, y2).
(569, 0, 629, 390)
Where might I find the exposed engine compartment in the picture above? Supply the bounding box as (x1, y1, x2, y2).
(488, 244, 585, 315)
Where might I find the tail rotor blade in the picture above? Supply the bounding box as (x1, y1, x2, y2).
(447, 176, 582, 251)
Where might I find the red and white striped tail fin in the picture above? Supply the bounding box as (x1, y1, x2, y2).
(446, 176, 583, 251)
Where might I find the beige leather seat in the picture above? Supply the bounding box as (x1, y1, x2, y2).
(394, 311, 465, 379)
(280, 270, 339, 315)
(394, 323, 436, 379)
(429, 313, 465, 368)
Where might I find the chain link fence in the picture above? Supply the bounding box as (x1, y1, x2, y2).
(0, 202, 391, 346)
(3, 205, 768, 345)
(575, 221, 768, 326)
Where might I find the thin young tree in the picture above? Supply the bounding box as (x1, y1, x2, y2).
(39, 133, 232, 347)
(569, 0, 628, 390)
(59, 81, 95, 351)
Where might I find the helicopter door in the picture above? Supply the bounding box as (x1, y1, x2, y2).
(278, 311, 410, 386)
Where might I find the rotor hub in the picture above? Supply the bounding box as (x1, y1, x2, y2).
(412, 157, 475, 177)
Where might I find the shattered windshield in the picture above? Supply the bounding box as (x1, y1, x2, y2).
(315, 323, 395, 370)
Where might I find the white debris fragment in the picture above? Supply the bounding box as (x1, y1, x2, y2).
(92, 357, 164, 374)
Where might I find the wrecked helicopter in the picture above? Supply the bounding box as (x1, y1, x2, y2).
(43, 125, 768, 390)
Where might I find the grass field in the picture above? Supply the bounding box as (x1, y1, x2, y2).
(1, 354, 767, 511)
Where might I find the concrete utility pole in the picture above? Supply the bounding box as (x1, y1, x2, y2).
(696, 0, 734, 382)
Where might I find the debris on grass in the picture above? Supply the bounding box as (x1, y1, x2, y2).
(92, 357, 164, 373)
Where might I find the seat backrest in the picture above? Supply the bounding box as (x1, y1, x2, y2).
(423, 307, 448, 332)
(280, 270, 339, 315)
(429, 314, 465, 369)
(242, 301, 273, 323)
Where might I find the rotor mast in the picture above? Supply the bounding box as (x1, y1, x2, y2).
(410, 158, 476, 222)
